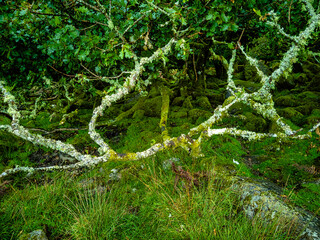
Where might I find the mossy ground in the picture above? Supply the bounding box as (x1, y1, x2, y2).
(1, 59, 320, 239)
(0, 149, 304, 240)
(1, 103, 319, 239)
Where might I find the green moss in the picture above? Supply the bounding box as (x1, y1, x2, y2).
(148, 86, 160, 98)
(144, 96, 162, 117)
(297, 91, 320, 101)
(284, 182, 320, 216)
(244, 64, 261, 83)
(277, 107, 304, 125)
(112, 118, 161, 152)
(133, 109, 145, 120)
(206, 92, 224, 105)
(294, 105, 314, 115)
(306, 109, 320, 125)
(188, 109, 212, 123)
(66, 130, 95, 146)
(292, 73, 308, 84)
(171, 96, 184, 106)
(196, 96, 212, 111)
(274, 95, 298, 107)
(233, 80, 262, 93)
(243, 112, 268, 132)
(170, 111, 188, 119)
(182, 96, 193, 109)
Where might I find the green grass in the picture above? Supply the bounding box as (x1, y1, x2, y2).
(0, 154, 302, 240)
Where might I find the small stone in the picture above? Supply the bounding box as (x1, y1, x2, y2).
(18, 229, 48, 240)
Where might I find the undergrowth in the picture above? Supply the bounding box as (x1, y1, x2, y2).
(0, 151, 303, 240)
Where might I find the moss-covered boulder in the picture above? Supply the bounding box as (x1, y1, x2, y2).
(306, 109, 320, 125)
(148, 86, 160, 98)
(274, 95, 299, 107)
(182, 96, 193, 109)
(244, 64, 261, 83)
(133, 109, 145, 120)
(278, 107, 304, 125)
(170, 111, 188, 119)
(292, 72, 308, 84)
(188, 109, 212, 123)
(196, 96, 212, 111)
(206, 90, 224, 105)
(295, 105, 314, 115)
(144, 96, 162, 117)
(233, 179, 320, 240)
(297, 91, 320, 103)
(206, 77, 220, 89)
(211, 165, 320, 240)
(172, 96, 184, 106)
(244, 112, 268, 132)
(234, 80, 262, 93)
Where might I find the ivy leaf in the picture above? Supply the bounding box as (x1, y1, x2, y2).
(221, 24, 229, 31)
(227, 43, 234, 49)
(221, 13, 229, 23)
(19, 9, 28, 16)
(181, 17, 187, 25)
(230, 24, 239, 31)
(77, 6, 89, 13)
(253, 8, 261, 17)
(206, 13, 213, 20)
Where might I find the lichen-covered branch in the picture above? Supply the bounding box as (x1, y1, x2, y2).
(159, 84, 170, 142)
(88, 38, 177, 154)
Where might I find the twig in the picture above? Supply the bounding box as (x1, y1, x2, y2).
(288, 0, 293, 24)
(78, 23, 98, 31)
(123, 10, 152, 36)
(237, 28, 245, 48)
(193, 52, 198, 82)
(48, 65, 76, 78)
(80, 63, 102, 79)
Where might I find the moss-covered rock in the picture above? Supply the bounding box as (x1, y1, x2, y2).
(274, 95, 299, 107)
(295, 105, 314, 115)
(196, 96, 212, 111)
(234, 80, 262, 93)
(133, 109, 145, 120)
(188, 109, 212, 123)
(244, 112, 268, 132)
(148, 86, 160, 98)
(306, 109, 320, 125)
(206, 91, 224, 105)
(233, 179, 320, 240)
(144, 96, 162, 117)
(244, 63, 261, 83)
(206, 77, 220, 89)
(292, 72, 308, 84)
(278, 107, 304, 125)
(276, 74, 296, 89)
(18, 229, 48, 240)
(297, 91, 320, 102)
(172, 96, 184, 106)
(182, 96, 193, 109)
(170, 111, 188, 119)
